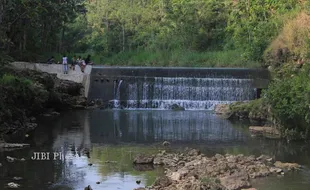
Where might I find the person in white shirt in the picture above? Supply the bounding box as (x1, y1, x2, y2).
(62, 55, 68, 74)
(81, 58, 86, 73)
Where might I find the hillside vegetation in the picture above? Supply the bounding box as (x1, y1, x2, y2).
(0, 0, 307, 67)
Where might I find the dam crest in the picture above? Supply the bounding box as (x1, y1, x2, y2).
(89, 66, 270, 110)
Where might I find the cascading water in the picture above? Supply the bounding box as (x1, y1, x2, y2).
(124, 77, 257, 110)
(113, 80, 123, 108)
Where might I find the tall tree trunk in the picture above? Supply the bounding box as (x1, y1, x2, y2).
(23, 31, 27, 51)
(59, 22, 65, 53)
(22, 19, 27, 51)
(41, 22, 47, 52)
(122, 24, 125, 52)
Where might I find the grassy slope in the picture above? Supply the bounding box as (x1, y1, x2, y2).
(43, 50, 262, 68)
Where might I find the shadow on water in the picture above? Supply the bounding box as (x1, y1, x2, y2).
(0, 109, 309, 190)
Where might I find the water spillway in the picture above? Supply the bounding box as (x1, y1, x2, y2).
(88, 67, 270, 110)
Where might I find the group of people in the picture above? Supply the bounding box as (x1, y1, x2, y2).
(47, 55, 93, 74)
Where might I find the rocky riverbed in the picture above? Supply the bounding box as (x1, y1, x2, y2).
(133, 148, 301, 190)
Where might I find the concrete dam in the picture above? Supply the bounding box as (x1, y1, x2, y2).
(88, 66, 270, 110)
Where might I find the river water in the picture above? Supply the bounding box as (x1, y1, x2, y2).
(0, 110, 310, 190)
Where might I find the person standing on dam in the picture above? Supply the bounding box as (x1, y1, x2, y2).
(71, 55, 77, 71)
(62, 55, 68, 74)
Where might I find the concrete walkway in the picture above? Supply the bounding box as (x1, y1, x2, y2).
(11, 62, 92, 97)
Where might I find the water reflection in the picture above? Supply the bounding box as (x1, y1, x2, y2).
(0, 110, 310, 190)
(90, 110, 249, 144)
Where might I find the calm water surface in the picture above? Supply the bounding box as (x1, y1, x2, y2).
(0, 110, 310, 190)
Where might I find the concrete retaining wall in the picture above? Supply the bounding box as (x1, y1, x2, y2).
(11, 62, 92, 97)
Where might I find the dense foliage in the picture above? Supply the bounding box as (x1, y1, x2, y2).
(0, 0, 84, 60)
(265, 64, 310, 140)
(0, 0, 305, 65)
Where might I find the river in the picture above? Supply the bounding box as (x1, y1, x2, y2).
(0, 109, 310, 190)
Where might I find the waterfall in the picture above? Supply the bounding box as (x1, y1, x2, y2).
(113, 80, 123, 108)
(123, 77, 257, 110)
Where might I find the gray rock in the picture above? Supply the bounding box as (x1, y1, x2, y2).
(170, 104, 185, 111)
(7, 156, 16, 162)
(134, 188, 146, 190)
(220, 171, 251, 190)
(269, 167, 282, 174)
(187, 149, 200, 156)
(51, 111, 60, 116)
(29, 117, 36, 122)
(274, 161, 301, 170)
(214, 104, 230, 115)
(133, 154, 154, 164)
(13, 177, 23, 181)
(84, 185, 92, 190)
(162, 141, 170, 146)
(256, 154, 272, 161)
(153, 176, 172, 187)
(7, 182, 20, 188)
(266, 158, 273, 162)
(214, 154, 225, 160)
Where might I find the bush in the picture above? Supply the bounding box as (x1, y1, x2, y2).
(0, 74, 49, 120)
(265, 64, 310, 139)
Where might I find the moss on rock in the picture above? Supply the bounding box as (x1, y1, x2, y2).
(227, 99, 269, 122)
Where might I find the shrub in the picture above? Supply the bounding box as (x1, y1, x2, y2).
(0, 74, 49, 118)
(265, 63, 310, 139)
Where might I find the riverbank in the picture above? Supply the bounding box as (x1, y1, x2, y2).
(214, 94, 310, 141)
(133, 148, 301, 190)
(0, 66, 88, 143)
(214, 100, 282, 139)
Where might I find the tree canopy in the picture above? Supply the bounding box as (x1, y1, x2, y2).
(0, 0, 307, 64)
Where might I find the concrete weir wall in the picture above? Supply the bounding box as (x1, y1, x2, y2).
(88, 66, 271, 102)
(11, 62, 92, 97)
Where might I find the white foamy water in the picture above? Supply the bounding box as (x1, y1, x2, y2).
(112, 77, 256, 110)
